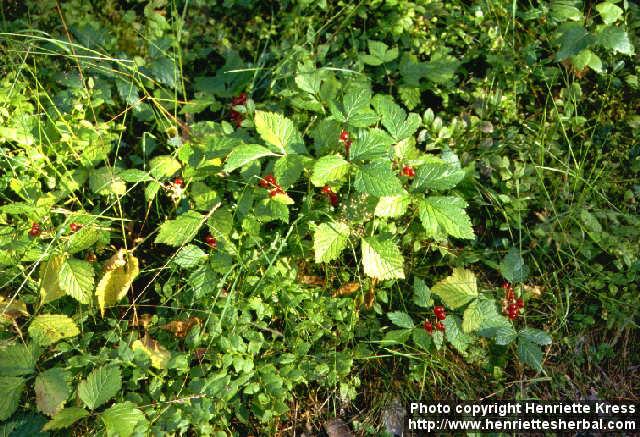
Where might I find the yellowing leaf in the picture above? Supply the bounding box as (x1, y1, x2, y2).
(0, 296, 28, 324)
(431, 268, 478, 309)
(39, 255, 66, 305)
(132, 335, 171, 369)
(95, 250, 139, 317)
(28, 315, 79, 346)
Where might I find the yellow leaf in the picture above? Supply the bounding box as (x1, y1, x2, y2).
(39, 255, 66, 305)
(132, 335, 171, 369)
(0, 295, 29, 324)
(95, 250, 139, 317)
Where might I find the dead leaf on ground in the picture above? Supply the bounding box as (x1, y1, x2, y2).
(161, 317, 201, 338)
(0, 295, 29, 323)
(324, 418, 353, 437)
(524, 284, 544, 298)
(332, 282, 360, 297)
(299, 275, 326, 286)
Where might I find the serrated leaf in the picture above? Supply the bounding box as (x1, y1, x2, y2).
(35, 368, 71, 416)
(398, 87, 420, 110)
(499, 247, 529, 283)
(255, 198, 289, 223)
(412, 328, 432, 350)
(224, 144, 276, 172)
(66, 226, 100, 254)
(333, 87, 379, 128)
(310, 155, 350, 187)
(118, 169, 152, 183)
(518, 338, 543, 371)
(89, 167, 126, 196)
(597, 25, 634, 55)
(556, 23, 593, 61)
(58, 258, 94, 304)
(431, 268, 478, 309)
(0, 376, 25, 421)
(418, 196, 475, 240)
(478, 315, 517, 345)
(519, 328, 552, 346)
(313, 222, 350, 263)
(443, 316, 473, 354)
(571, 49, 603, 73)
(42, 407, 89, 431)
(155, 210, 204, 247)
(0, 296, 28, 323)
(254, 111, 306, 154)
(380, 329, 412, 345)
(295, 71, 321, 94)
(432, 330, 444, 350)
(101, 402, 148, 437)
(95, 250, 139, 317)
(39, 255, 66, 305)
(131, 335, 171, 369)
(361, 40, 398, 66)
(412, 156, 465, 191)
(173, 244, 206, 268)
(372, 94, 421, 141)
(462, 300, 483, 333)
(413, 277, 432, 308)
(550, 1, 583, 22)
(149, 155, 181, 178)
(349, 129, 393, 162)
(77, 366, 122, 410)
(274, 155, 304, 188)
(28, 315, 79, 346)
(361, 236, 405, 280)
(0, 343, 38, 376)
(387, 311, 414, 329)
(375, 191, 410, 218)
(354, 160, 403, 197)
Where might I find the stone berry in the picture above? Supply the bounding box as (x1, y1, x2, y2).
(402, 165, 415, 177)
(29, 222, 41, 237)
(328, 192, 338, 206)
(339, 130, 349, 142)
(259, 174, 277, 188)
(516, 298, 524, 309)
(423, 320, 433, 334)
(70, 222, 82, 232)
(232, 93, 247, 106)
(230, 110, 243, 127)
(204, 235, 217, 249)
(174, 177, 184, 187)
(269, 187, 284, 197)
(321, 185, 333, 194)
(435, 321, 445, 332)
(434, 306, 446, 320)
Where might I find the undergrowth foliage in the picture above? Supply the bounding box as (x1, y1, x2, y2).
(0, 0, 638, 435)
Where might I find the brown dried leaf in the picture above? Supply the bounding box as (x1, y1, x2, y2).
(332, 282, 360, 297)
(0, 295, 29, 323)
(524, 284, 544, 298)
(299, 275, 326, 286)
(161, 317, 201, 338)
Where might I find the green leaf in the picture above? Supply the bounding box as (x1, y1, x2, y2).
(556, 23, 593, 61)
(89, 167, 126, 196)
(173, 244, 207, 268)
(118, 169, 152, 183)
(443, 316, 473, 354)
(0, 343, 38, 376)
(400, 52, 460, 86)
(313, 222, 350, 263)
(224, 144, 276, 172)
(519, 328, 552, 346)
(295, 71, 321, 94)
(375, 191, 410, 218)
(398, 87, 420, 110)
(254, 111, 306, 154)
(42, 407, 89, 431)
(418, 196, 475, 240)
(354, 160, 403, 197)
(95, 250, 139, 317)
(387, 311, 414, 329)
(331, 86, 379, 128)
(431, 268, 478, 309)
(413, 277, 432, 308)
(29, 315, 80, 346)
(66, 226, 101, 254)
(155, 211, 205, 247)
(360, 40, 398, 66)
(412, 157, 465, 191)
(478, 315, 518, 345)
(35, 368, 71, 417)
(462, 300, 483, 333)
(58, 258, 94, 304)
(349, 129, 393, 162)
(149, 155, 181, 179)
(361, 236, 405, 280)
(380, 329, 412, 345)
(518, 338, 543, 371)
(0, 376, 25, 421)
(101, 402, 148, 437)
(412, 328, 432, 350)
(255, 198, 289, 223)
(310, 155, 350, 187)
(550, 1, 583, 22)
(499, 247, 529, 283)
(597, 25, 635, 55)
(571, 49, 603, 73)
(596, 2, 623, 25)
(39, 255, 66, 305)
(274, 155, 304, 188)
(78, 366, 122, 410)
(372, 95, 421, 141)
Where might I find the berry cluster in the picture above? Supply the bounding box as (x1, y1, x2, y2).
(229, 92, 247, 127)
(401, 165, 415, 178)
(173, 177, 184, 187)
(321, 185, 339, 206)
(502, 282, 525, 320)
(258, 174, 284, 198)
(70, 222, 82, 232)
(204, 234, 217, 249)
(423, 305, 447, 334)
(29, 222, 41, 237)
(339, 130, 352, 159)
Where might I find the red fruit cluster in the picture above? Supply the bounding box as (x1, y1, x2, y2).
(174, 177, 184, 187)
(424, 306, 447, 335)
(258, 174, 284, 197)
(321, 185, 338, 206)
(70, 222, 82, 232)
(229, 92, 247, 127)
(402, 165, 415, 178)
(204, 234, 217, 249)
(502, 282, 525, 320)
(339, 129, 352, 159)
(434, 306, 446, 320)
(29, 222, 41, 237)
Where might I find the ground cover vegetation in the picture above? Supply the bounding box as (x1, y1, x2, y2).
(0, 0, 638, 435)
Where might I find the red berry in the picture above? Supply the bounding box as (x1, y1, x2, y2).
(516, 298, 524, 309)
(204, 235, 217, 249)
(230, 110, 243, 127)
(328, 192, 338, 206)
(70, 222, 82, 232)
(29, 227, 41, 237)
(434, 306, 446, 320)
(269, 187, 284, 198)
(174, 177, 184, 187)
(423, 320, 433, 334)
(339, 130, 349, 142)
(435, 321, 445, 332)
(402, 165, 415, 177)
(507, 289, 515, 301)
(321, 185, 333, 194)
(86, 252, 97, 262)
(232, 93, 247, 106)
